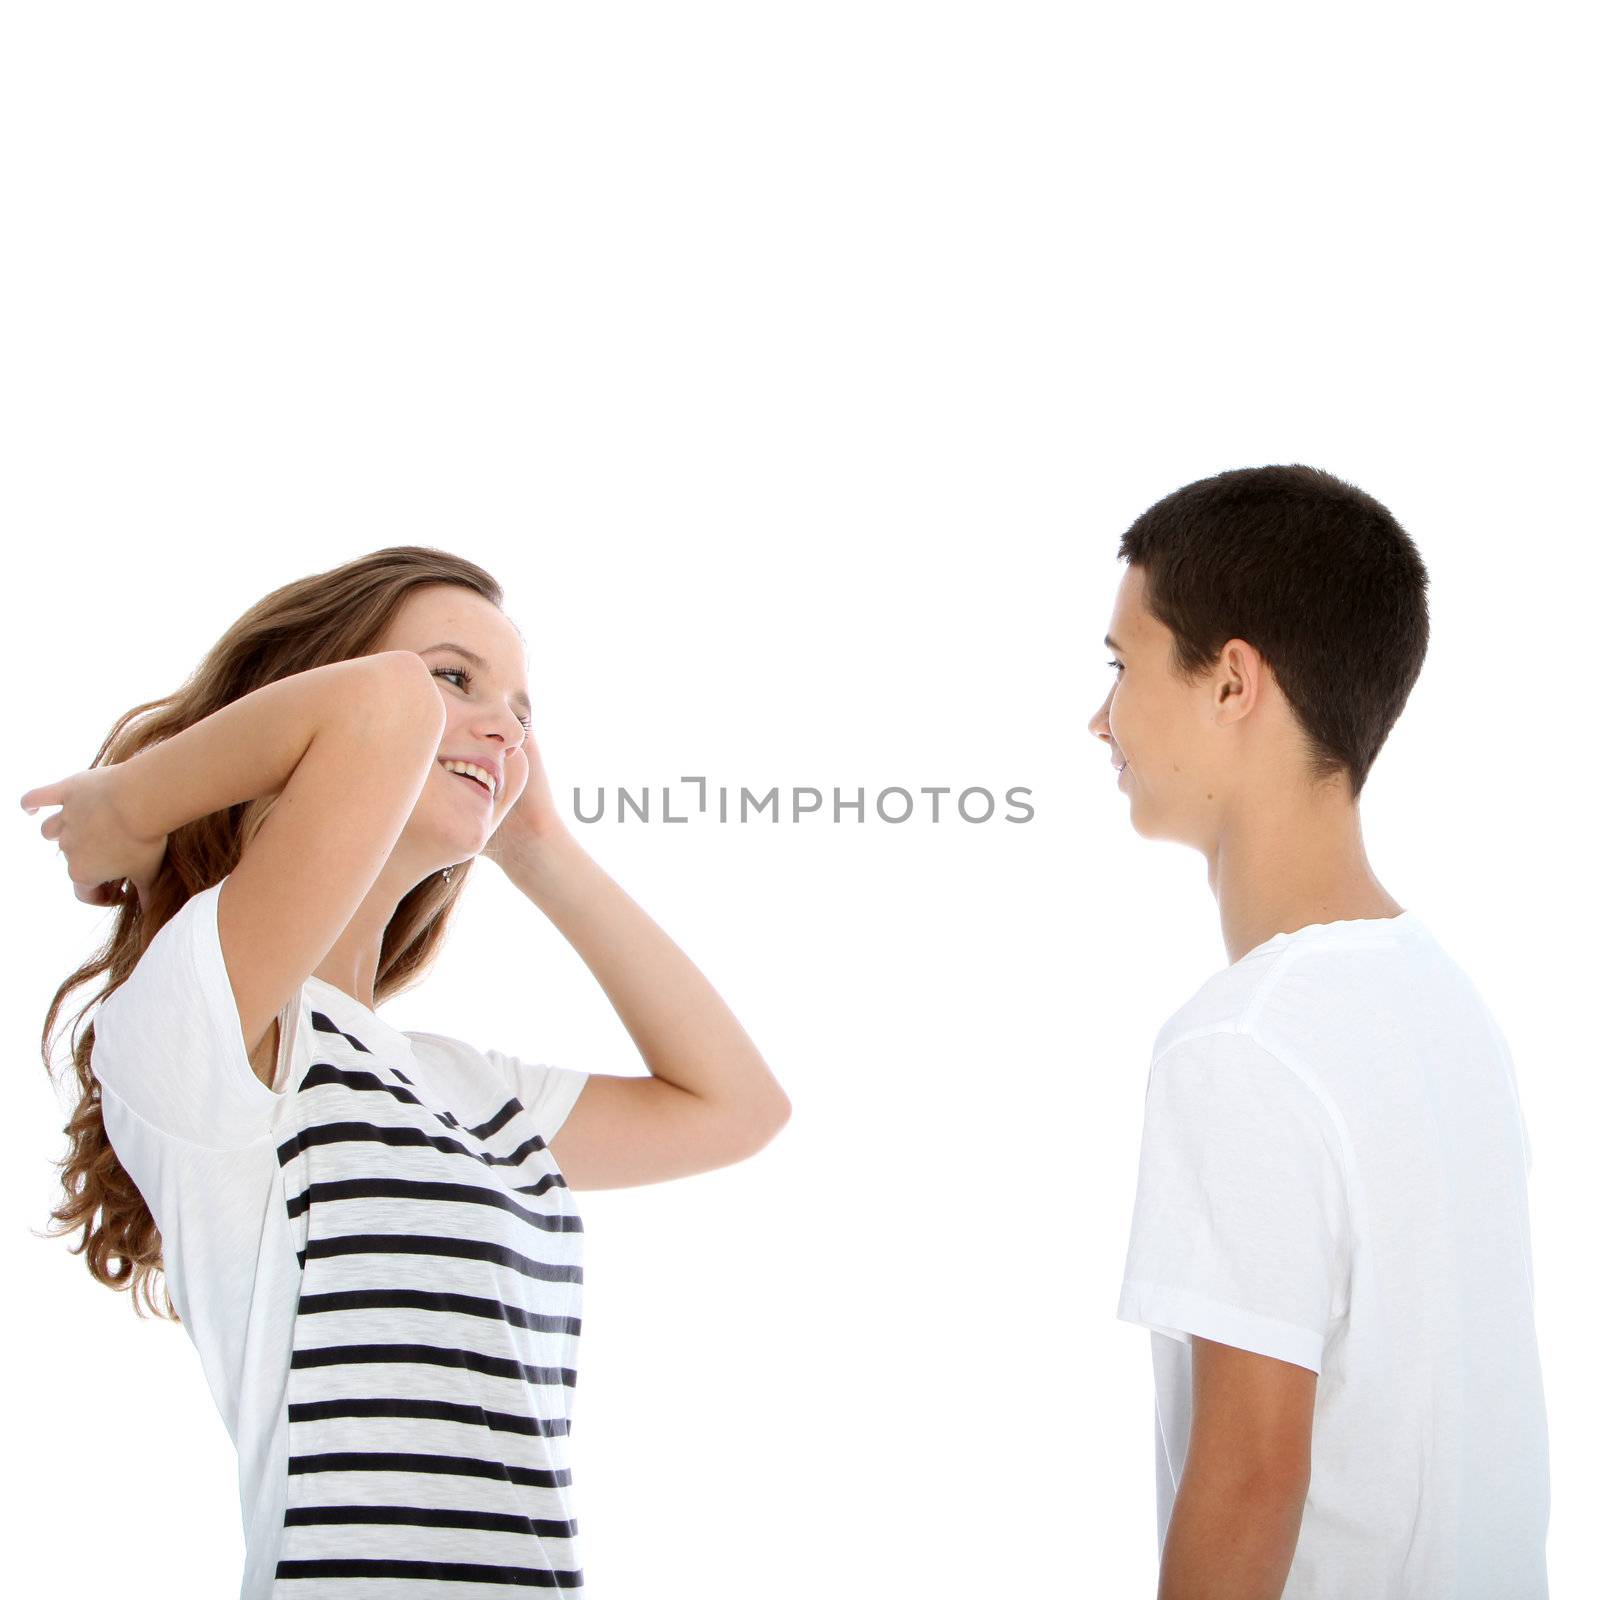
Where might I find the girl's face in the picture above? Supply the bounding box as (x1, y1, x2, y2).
(377, 583, 533, 853)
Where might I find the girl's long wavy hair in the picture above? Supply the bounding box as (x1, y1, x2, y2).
(35, 546, 509, 1322)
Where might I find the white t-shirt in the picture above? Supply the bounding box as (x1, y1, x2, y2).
(1116, 911, 1549, 1598)
(90, 877, 591, 1598)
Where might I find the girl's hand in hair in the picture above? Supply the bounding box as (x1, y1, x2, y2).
(19, 765, 169, 911)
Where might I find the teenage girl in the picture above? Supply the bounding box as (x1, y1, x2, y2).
(24, 547, 790, 1596)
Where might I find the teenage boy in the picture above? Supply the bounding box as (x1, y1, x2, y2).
(1091, 466, 1549, 1598)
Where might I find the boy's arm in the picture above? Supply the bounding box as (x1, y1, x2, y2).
(1157, 1337, 1316, 1600)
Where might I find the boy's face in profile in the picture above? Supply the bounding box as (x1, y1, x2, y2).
(1089, 563, 1236, 847)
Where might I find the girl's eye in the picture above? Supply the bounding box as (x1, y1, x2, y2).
(432, 666, 534, 733)
(1106, 658, 1125, 674)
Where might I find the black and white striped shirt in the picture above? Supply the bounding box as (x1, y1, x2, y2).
(92, 879, 590, 1597)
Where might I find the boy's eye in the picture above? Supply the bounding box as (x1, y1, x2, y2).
(1106, 658, 1125, 674)
(432, 666, 534, 732)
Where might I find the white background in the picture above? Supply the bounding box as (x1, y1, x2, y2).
(3, 4, 1595, 1595)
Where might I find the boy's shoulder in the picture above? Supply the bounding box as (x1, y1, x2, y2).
(1151, 948, 1281, 1062)
(1152, 912, 1437, 1065)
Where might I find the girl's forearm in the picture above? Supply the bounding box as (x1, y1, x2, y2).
(506, 829, 787, 1116)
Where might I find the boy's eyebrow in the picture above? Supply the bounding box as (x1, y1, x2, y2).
(419, 641, 533, 717)
(1104, 634, 1126, 652)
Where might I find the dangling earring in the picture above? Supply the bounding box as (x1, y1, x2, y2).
(442, 865, 454, 884)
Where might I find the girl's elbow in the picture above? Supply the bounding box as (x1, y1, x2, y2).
(765, 1088, 793, 1140)
(736, 1089, 791, 1158)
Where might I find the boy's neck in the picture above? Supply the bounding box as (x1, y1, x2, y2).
(1210, 791, 1405, 965)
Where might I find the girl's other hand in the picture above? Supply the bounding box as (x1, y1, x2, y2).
(20, 764, 169, 910)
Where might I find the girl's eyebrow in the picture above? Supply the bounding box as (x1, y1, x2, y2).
(419, 641, 533, 718)
(1105, 634, 1126, 652)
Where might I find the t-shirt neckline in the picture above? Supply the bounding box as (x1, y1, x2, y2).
(1234, 908, 1417, 966)
(303, 973, 377, 1015)
(303, 971, 412, 1032)
(301, 974, 418, 1059)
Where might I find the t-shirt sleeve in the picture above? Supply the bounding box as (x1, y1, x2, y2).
(1116, 1029, 1350, 1374)
(90, 877, 285, 1148)
(479, 1047, 590, 1141)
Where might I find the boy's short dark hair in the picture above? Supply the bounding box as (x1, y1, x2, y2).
(1118, 464, 1430, 801)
